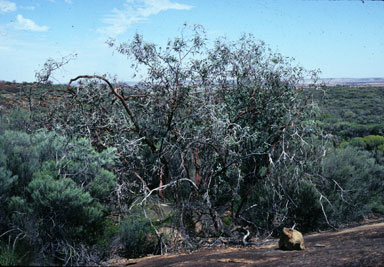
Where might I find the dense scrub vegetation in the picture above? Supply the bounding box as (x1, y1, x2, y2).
(0, 25, 383, 265)
(309, 86, 384, 139)
(0, 120, 117, 264)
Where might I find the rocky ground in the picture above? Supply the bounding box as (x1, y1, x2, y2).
(103, 220, 384, 266)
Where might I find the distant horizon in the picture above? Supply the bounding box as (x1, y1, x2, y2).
(319, 77, 384, 80)
(3, 77, 384, 85)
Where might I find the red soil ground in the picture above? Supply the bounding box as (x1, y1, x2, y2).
(104, 220, 384, 266)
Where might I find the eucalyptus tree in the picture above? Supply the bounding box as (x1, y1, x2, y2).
(39, 25, 327, 237)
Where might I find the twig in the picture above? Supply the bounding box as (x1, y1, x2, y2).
(140, 178, 198, 206)
(242, 229, 250, 246)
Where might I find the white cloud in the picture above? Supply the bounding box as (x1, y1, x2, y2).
(0, 0, 16, 13)
(64, 0, 72, 3)
(13, 14, 49, 32)
(20, 6, 36, 11)
(99, 0, 193, 37)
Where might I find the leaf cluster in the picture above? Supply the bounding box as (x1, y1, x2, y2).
(0, 122, 116, 264)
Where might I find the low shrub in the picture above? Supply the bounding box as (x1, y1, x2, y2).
(119, 216, 158, 258)
(0, 242, 20, 266)
(0, 130, 116, 265)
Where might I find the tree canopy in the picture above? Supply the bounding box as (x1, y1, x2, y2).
(38, 25, 327, 236)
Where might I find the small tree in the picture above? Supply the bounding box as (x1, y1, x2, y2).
(39, 24, 326, 241)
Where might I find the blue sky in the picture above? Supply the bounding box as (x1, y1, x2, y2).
(0, 0, 383, 82)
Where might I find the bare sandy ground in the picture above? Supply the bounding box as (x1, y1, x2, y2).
(103, 220, 384, 266)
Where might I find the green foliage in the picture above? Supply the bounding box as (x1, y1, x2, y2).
(96, 219, 119, 251)
(341, 135, 384, 151)
(0, 130, 39, 190)
(0, 242, 20, 266)
(348, 137, 366, 149)
(291, 181, 323, 232)
(221, 216, 233, 227)
(26, 174, 102, 240)
(241, 181, 277, 231)
(322, 146, 384, 223)
(119, 216, 157, 258)
(0, 166, 17, 205)
(244, 178, 325, 234)
(0, 129, 116, 264)
(361, 135, 384, 150)
(0, 109, 31, 133)
(308, 86, 384, 140)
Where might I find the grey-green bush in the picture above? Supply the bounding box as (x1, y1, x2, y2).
(0, 130, 116, 265)
(322, 146, 384, 223)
